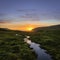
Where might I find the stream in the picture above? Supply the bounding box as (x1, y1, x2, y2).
(24, 36, 52, 60)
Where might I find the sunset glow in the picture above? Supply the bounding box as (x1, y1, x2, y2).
(0, 22, 60, 31)
(27, 27, 33, 31)
(0, 0, 60, 31)
(0, 1, 60, 60)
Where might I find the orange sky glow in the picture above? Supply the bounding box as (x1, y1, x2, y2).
(0, 22, 59, 31)
(0, 0, 60, 31)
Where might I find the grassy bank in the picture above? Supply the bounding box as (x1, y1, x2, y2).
(0, 30, 36, 60)
(28, 30, 60, 60)
(0, 28, 60, 60)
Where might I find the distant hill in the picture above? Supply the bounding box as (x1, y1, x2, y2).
(0, 24, 60, 32)
(33, 24, 60, 32)
(0, 28, 10, 31)
(0, 28, 26, 33)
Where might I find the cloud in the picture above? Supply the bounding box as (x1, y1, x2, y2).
(0, 13, 6, 17)
(19, 13, 40, 21)
(40, 10, 60, 20)
(17, 9, 36, 12)
(0, 19, 12, 24)
(17, 9, 60, 21)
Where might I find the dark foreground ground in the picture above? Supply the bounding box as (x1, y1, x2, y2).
(0, 28, 60, 60)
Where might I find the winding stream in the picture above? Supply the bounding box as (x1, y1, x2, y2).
(24, 36, 52, 60)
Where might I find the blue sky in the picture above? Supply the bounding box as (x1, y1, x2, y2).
(0, 0, 60, 30)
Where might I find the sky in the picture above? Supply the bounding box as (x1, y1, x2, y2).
(0, 0, 60, 31)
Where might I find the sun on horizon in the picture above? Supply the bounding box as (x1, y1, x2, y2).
(27, 27, 34, 31)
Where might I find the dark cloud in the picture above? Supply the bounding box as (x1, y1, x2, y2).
(0, 19, 12, 24)
(17, 9, 60, 21)
(17, 9, 36, 12)
(36, 9, 60, 21)
(17, 9, 40, 21)
(0, 13, 6, 17)
(20, 13, 40, 21)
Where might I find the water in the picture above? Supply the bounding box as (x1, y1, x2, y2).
(24, 36, 52, 60)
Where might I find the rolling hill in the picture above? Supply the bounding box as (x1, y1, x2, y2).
(33, 24, 60, 32)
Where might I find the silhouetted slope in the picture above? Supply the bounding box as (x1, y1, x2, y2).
(33, 24, 60, 32)
(0, 28, 10, 31)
